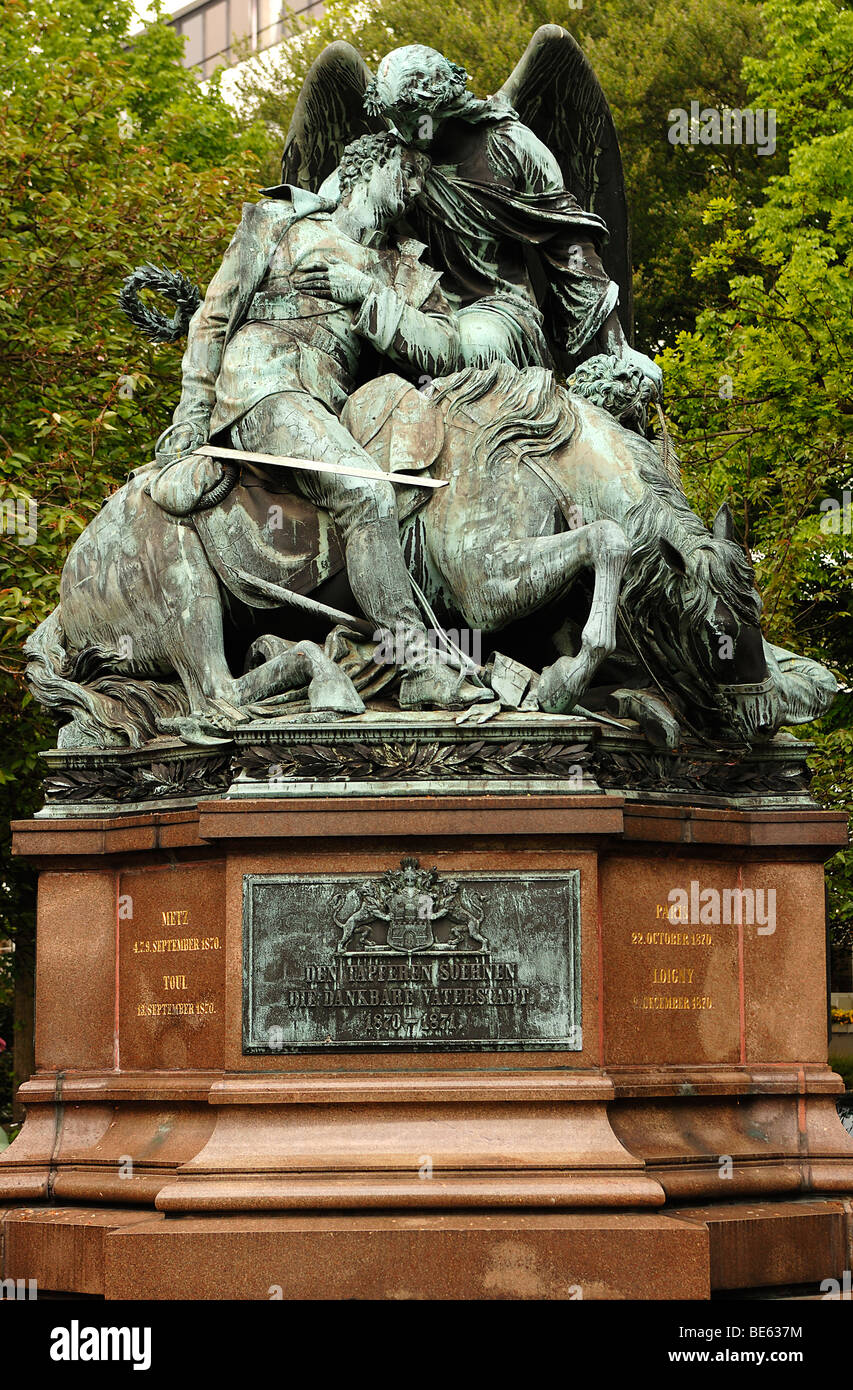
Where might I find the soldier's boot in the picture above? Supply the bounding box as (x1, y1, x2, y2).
(398, 646, 483, 710)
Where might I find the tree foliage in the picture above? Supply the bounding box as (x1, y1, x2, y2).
(662, 0, 853, 940)
(0, 0, 274, 1119)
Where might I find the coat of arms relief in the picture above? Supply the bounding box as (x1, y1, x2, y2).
(332, 857, 488, 954)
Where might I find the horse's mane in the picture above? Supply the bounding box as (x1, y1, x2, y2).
(432, 363, 578, 470)
(619, 438, 762, 631)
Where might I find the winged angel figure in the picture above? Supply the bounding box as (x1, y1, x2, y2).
(278, 27, 657, 388)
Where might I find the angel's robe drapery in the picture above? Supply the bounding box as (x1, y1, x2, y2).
(399, 113, 620, 369)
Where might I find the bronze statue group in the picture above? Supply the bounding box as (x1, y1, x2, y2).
(24, 32, 836, 751)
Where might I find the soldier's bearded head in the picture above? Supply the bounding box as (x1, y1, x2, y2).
(364, 46, 477, 145)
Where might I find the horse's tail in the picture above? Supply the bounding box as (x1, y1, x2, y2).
(117, 263, 202, 343)
(25, 608, 188, 748)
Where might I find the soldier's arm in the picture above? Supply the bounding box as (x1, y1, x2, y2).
(291, 248, 461, 378)
(169, 215, 249, 446)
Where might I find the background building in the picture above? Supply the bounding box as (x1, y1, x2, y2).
(166, 0, 322, 78)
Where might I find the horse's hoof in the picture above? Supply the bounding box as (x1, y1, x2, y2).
(293, 640, 366, 716)
(307, 672, 366, 716)
(536, 656, 591, 714)
(607, 688, 681, 749)
(156, 715, 233, 745)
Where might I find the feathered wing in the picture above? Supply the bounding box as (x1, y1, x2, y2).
(498, 25, 633, 339)
(280, 42, 381, 190)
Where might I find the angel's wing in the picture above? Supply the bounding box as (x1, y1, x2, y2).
(280, 42, 382, 191)
(499, 25, 633, 340)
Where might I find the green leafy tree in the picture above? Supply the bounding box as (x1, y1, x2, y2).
(662, 0, 853, 944)
(0, 0, 274, 1120)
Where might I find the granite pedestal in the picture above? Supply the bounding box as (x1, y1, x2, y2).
(2, 717, 851, 1298)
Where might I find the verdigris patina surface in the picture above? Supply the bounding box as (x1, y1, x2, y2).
(243, 859, 582, 1052)
(35, 711, 818, 814)
(24, 25, 835, 780)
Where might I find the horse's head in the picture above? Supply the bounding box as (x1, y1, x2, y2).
(622, 499, 782, 744)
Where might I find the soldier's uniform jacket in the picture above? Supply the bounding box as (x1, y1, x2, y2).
(172, 186, 459, 444)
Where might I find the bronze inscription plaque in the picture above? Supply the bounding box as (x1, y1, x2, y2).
(243, 858, 581, 1052)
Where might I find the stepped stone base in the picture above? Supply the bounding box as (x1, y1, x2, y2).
(3, 743, 851, 1299)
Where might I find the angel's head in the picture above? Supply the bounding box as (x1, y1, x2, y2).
(338, 133, 430, 225)
(364, 45, 472, 146)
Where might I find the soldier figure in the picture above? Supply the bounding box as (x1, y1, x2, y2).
(160, 132, 479, 710)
